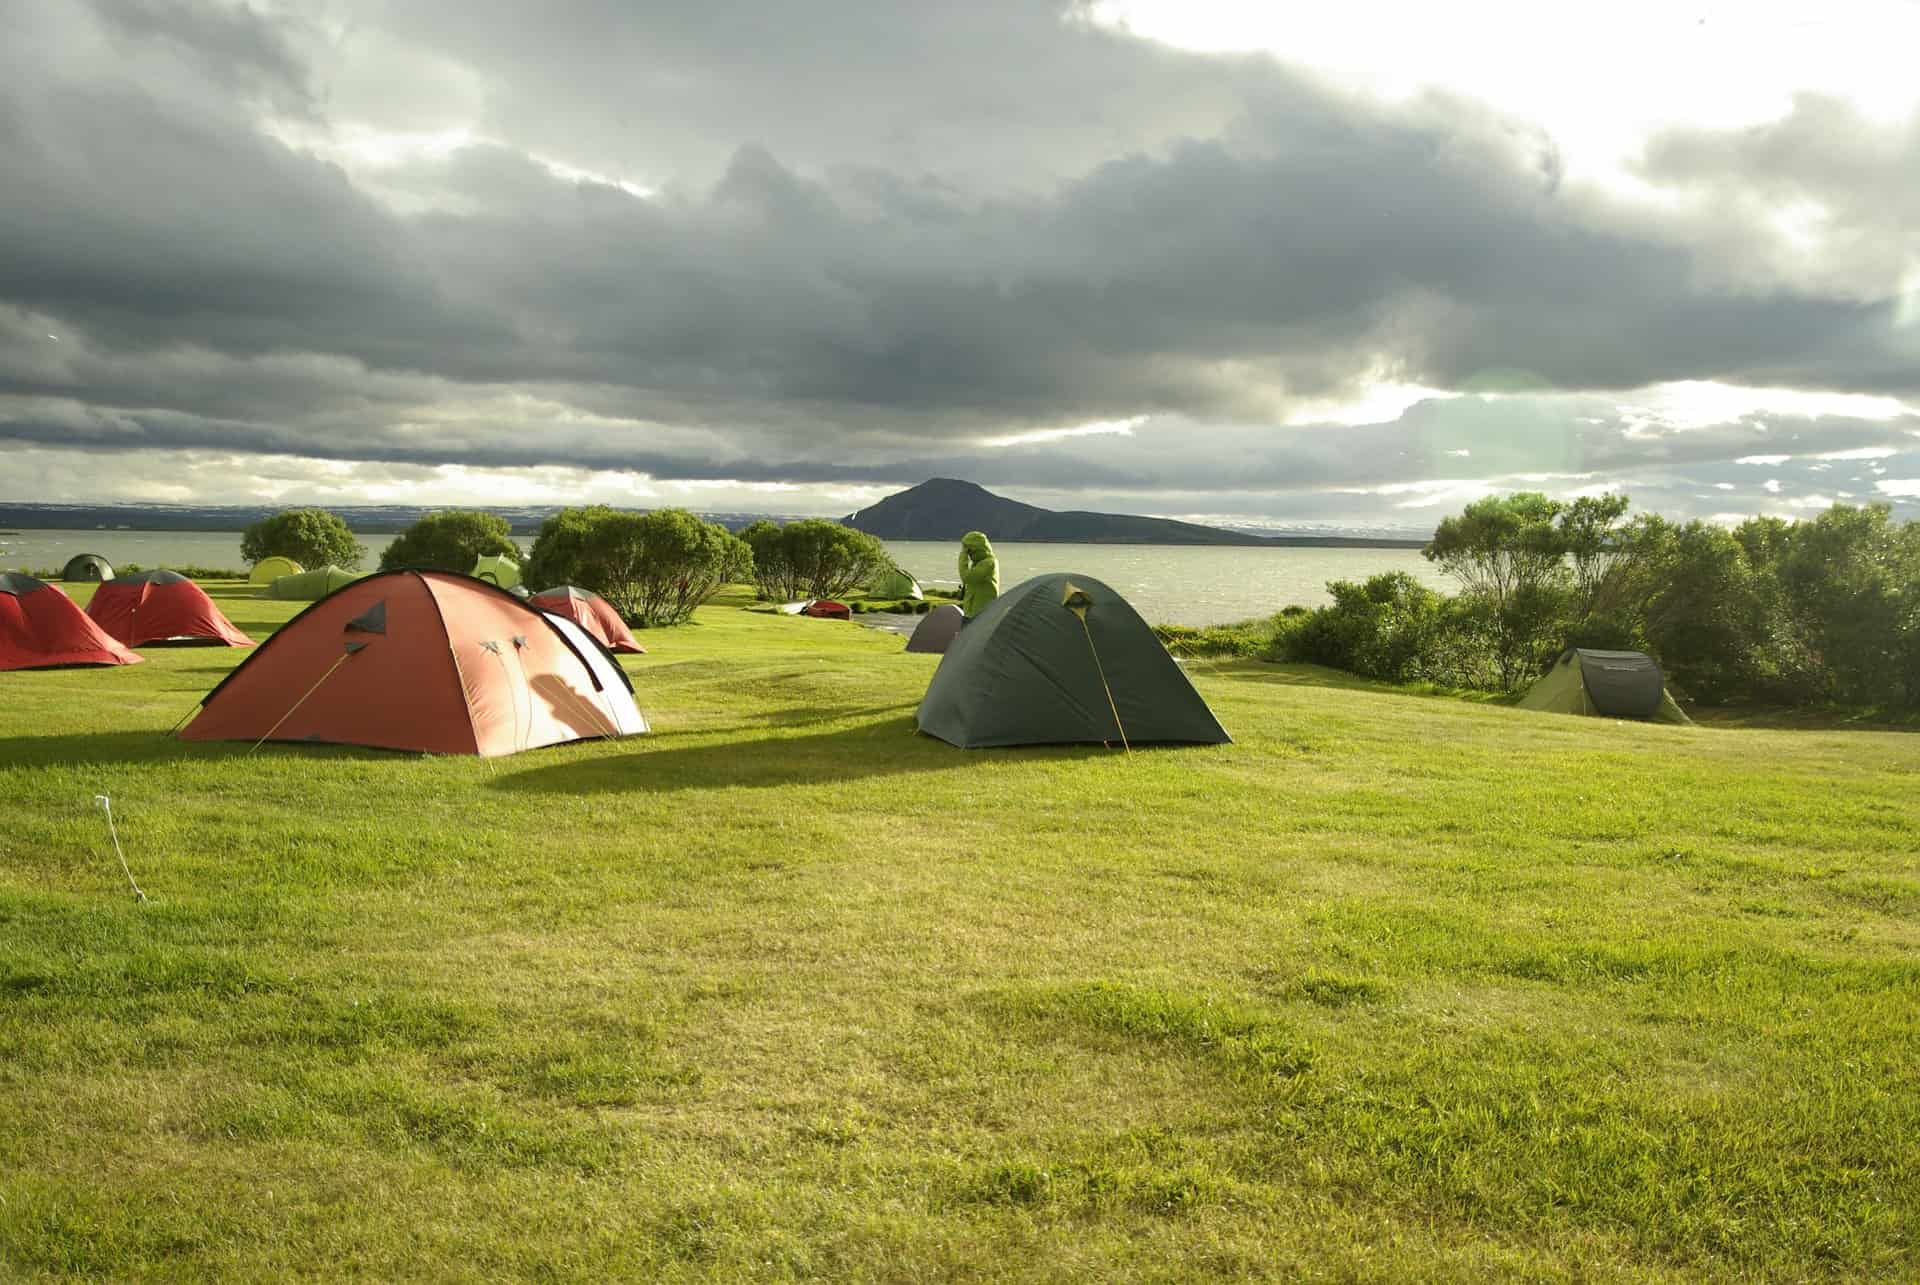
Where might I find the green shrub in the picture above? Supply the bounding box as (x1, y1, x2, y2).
(739, 519, 890, 601)
(378, 511, 520, 574)
(523, 507, 751, 627)
(241, 508, 364, 571)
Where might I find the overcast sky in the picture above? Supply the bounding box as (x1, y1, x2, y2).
(2, 0, 1917, 531)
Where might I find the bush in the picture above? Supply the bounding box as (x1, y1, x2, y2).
(739, 519, 891, 601)
(378, 511, 520, 574)
(241, 509, 364, 571)
(1277, 573, 1450, 684)
(1156, 609, 1306, 659)
(523, 507, 751, 627)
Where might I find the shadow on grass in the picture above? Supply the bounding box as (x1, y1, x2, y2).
(488, 715, 1110, 795)
(1196, 659, 1510, 705)
(0, 730, 425, 769)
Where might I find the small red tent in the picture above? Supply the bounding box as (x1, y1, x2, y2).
(179, 570, 645, 756)
(0, 573, 142, 671)
(86, 570, 254, 647)
(527, 585, 645, 654)
(803, 600, 852, 620)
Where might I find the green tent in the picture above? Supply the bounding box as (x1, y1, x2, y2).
(258, 566, 365, 600)
(868, 566, 923, 600)
(917, 573, 1230, 749)
(61, 553, 114, 582)
(1517, 649, 1690, 724)
(248, 555, 303, 584)
(471, 554, 522, 590)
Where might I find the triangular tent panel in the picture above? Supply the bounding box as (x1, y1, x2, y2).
(182, 570, 645, 756)
(248, 556, 303, 584)
(869, 567, 924, 600)
(1517, 649, 1690, 724)
(61, 554, 114, 582)
(86, 570, 254, 647)
(905, 602, 965, 654)
(917, 573, 1230, 748)
(259, 566, 366, 600)
(528, 585, 645, 654)
(0, 573, 142, 671)
(470, 554, 522, 590)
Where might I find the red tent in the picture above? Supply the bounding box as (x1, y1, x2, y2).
(526, 585, 645, 654)
(0, 573, 142, 671)
(85, 570, 254, 647)
(803, 600, 851, 620)
(179, 570, 646, 756)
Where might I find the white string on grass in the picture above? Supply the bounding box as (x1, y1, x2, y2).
(94, 795, 148, 903)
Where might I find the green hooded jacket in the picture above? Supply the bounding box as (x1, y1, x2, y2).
(958, 531, 999, 617)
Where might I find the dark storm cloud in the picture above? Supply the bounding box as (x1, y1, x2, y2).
(0, 0, 1917, 513)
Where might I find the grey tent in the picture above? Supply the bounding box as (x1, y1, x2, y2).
(917, 573, 1230, 749)
(62, 554, 114, 582)
(905, 603, 965, 654)
(1517, 648, 1690, 724)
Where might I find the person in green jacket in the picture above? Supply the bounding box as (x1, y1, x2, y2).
(958, 531, 999, 617)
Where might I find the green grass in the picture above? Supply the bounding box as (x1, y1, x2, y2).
(3, 581, 1917, 1280)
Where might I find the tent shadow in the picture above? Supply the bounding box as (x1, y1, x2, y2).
(0, 730, 438, 768)
(488, 716, 1110, 796)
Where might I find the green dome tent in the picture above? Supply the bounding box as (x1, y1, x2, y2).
(61, 553, 114, 582)
(248, 555, 304, 584)
(917, 573, 1229, 749)
(470, 554, 522, 590)
(1517, 649, 1690, 724)
(259, 566, 366, 600)
(868, 566, 923, 600)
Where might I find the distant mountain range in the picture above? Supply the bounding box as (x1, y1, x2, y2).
(845, 479, 1426, 547)
(0, 485, 1429, 548)
(0, 502, 789, 536)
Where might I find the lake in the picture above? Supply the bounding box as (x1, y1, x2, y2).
(0, 529, 1452, 626)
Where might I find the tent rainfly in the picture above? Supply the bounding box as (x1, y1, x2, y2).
(0, 572, 142, 670)
(869, 567, 924, 600)
(905, 602, 965, 654)
(61, 554, 114, 582)
(470, 554, 522, 590)
(527, 585, 645, 654)
(1517, 648, 1691, 724)
(258, 566, 366, 600)
(85, 570, 254, 647)
(181, 570, 646, 755)
(916, 573, 1230, 749)
(248, 556, 304, 584)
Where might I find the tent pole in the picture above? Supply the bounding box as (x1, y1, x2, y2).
(247, 650, 355, 754)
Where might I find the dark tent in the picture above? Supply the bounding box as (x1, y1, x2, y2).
(0, 572, 142, 670)
(62, 554, 114, 582)
(905, 603, 965, 654)
(917, 573, 1230, 749)
(1517, 649, 1690, 723)
(86, 570, 255, 647)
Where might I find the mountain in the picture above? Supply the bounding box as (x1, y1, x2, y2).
(844, 480, 1426, 547)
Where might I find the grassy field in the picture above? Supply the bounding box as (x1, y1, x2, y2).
(3, 581, 1916, 1281)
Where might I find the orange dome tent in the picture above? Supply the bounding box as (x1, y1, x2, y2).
(527, 585, 646, 654)
(179, 571, 645, 756)
(86, 570, 254, 647)
(0, 573, 142, 671)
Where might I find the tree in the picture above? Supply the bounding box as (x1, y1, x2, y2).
(739, 518, 891, 601)
(1423, 492, 1571, 688)
(523, 506, 751, 627)
(241, 508, 364, 571)
(1772, 504, 1917, 707)
(378, 510, 520, 574)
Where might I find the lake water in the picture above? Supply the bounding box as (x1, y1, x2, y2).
(0, 529, 1451, 625)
